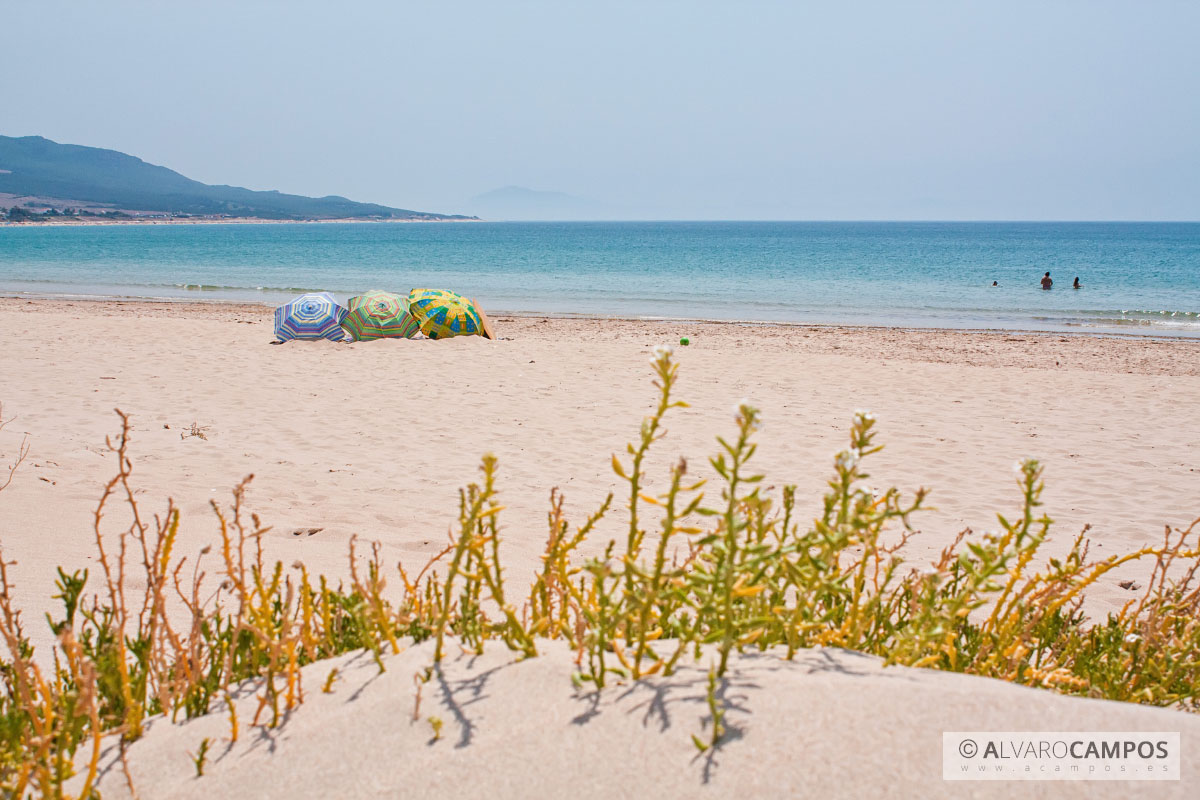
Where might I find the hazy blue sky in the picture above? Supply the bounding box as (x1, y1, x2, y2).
(5, 1, 1199, 219)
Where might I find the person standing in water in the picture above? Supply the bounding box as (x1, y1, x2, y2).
(1073, 276, 1081, 289)
(1041, 271, 1053, 290)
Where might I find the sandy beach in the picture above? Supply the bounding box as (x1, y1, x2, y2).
(2, 297, 1199, 795)
(2, 298, 1197, 617)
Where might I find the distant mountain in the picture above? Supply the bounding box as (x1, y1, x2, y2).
(467, 185, 606, 221)
(0, 135, 474, 220)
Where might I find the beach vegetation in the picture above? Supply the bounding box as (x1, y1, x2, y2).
(0, 351, 1197, 796)
(189, 738, 209, 778)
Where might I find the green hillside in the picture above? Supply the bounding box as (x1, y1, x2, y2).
(0, 135, 472, 220)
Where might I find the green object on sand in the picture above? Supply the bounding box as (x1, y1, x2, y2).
(680, 337, 690, 346)
(342, 290, 420, 341)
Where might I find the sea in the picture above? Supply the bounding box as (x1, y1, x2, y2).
(1, 221, 1198, 337)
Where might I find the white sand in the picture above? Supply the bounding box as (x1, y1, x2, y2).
(85, 640, 1200, 799)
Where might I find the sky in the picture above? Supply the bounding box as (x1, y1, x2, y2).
(4, 1, 1199, 220)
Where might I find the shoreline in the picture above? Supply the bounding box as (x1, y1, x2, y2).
(3, 293, 1199, 343)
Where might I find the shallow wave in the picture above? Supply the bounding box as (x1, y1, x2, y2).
(174, 283, 323, 293)
(1058, 309, 1200, 329)
(0, 277, 330, 294)
(1120, 309, 1200, 317)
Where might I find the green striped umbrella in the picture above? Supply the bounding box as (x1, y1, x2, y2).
(343, 290, 421, 341)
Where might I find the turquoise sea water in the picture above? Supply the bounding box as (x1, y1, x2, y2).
(1, 221, 1198, 336)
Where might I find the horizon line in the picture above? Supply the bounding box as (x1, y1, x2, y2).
(455, 218, 1200, 224)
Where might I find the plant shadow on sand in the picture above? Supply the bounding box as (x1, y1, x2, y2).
(575, 665, 753, 783)
(430, 659, 508, 749)
(568, 646, 919, 782)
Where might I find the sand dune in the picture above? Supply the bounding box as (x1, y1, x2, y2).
(83, 640, 1200, 799)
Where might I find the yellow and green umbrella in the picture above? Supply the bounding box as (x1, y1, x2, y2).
(406, 288, 495, 340)
(343, 290, 420, 341)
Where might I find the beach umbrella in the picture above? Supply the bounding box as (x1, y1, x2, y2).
(343, 290, 420, 341)
(274, 292, 348, 342)
(406, 288, 496, 340)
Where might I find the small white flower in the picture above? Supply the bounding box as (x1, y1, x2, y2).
(835, 448, 862, 471)
(918, 566, 940, 579)
(1124, 633, 1141, 645)
(1013, 457, 1037, 474)
(734, 398, 762, 430)
(651, 343, 674, 361)
(853, 408, 876, 423)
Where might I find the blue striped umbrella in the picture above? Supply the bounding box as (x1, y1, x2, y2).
(274, 292, 349, 342)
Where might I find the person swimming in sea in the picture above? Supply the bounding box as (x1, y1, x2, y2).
(1073, 276, 1081, 289)
(1041, 271, 1053, 290)
(991, 281, 998, 286)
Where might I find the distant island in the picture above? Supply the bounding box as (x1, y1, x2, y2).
(0, 135, 477, 223)
(467, 185, 606, 221)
